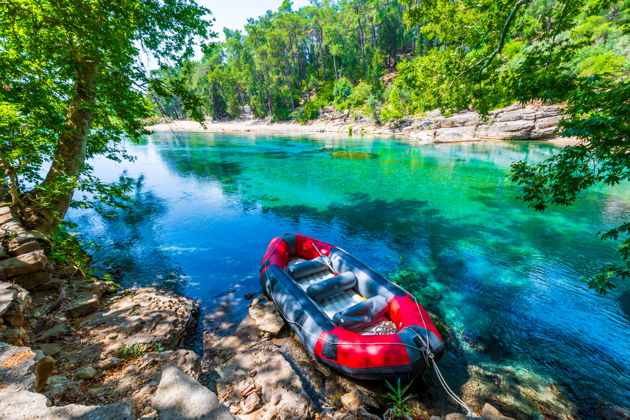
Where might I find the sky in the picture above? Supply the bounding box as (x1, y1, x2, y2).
(200, 0, 312, 38)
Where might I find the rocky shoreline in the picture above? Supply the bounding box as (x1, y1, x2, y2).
(147, 102, 578, 147)
(0, 203, 611, 419)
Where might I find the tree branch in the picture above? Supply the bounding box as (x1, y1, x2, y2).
(474, 0, 531, 74)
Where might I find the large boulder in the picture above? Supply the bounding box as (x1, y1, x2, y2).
(152, 366, 237, 420)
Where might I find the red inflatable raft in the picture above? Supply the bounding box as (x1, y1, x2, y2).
(260, 233, 444, 380)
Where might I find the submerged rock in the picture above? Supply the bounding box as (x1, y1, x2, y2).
(152, 366, 236, 420)
(330, 151, 379, 160)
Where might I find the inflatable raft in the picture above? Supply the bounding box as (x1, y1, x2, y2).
(260, 233, 445, 380)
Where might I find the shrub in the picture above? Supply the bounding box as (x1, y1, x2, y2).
(333, 77, 353, 106)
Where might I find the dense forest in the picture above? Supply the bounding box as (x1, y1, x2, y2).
(153, 0, 628, 123)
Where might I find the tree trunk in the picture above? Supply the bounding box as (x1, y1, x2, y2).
(23, 59, 98, 232)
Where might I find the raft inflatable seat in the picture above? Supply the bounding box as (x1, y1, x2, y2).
(260, 233, 445, 381)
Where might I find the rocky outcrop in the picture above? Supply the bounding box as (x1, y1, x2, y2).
(0, 342, 132, 420)
(0, 206, 52, 290)
(401, 103, 566, 143)
(79, 287, 199, 358)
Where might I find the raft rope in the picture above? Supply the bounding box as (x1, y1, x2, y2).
(310, 240, 336, 274)
(261, 239, 475, 416)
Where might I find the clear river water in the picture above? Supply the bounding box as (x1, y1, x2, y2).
(68, 133, 630, 418)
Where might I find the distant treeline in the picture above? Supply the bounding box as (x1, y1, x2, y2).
(152, 0, 628, 123)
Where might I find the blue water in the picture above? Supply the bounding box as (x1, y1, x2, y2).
(68, 133, 630, 418)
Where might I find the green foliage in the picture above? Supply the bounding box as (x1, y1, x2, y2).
(118, 342, 164, 360)
(47, 222, 92, 273)
(291, 100, 322, 124)
(510, 77, 629, 292)
(0, 0, 213, 229)
(153, 0, 417, 121)
(333, 77, 354, 108)
(383, 378, 414, 418)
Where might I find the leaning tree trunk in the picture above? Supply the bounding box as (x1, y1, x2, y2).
(22, 59, 98, 232)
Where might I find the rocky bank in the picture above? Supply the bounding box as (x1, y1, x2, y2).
(147, 102, 576, 146)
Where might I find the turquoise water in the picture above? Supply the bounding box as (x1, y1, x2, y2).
(69, 133, 630, 417)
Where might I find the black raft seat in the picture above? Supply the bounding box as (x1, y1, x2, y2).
(306, 271, 357, 300)
(287, 257, 329, 280)
(332, 295, 389, 331)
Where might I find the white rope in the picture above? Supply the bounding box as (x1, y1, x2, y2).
(262, 244, 475, 417)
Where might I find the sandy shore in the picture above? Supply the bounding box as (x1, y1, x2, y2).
(146, 118, 378, 137)
(146, 117, 581, 146)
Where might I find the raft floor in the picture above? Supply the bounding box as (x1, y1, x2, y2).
(288, 258, 396, 335)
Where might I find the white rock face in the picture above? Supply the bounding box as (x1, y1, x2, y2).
(152, 366, 237, 420)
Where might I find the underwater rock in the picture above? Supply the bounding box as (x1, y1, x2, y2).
(330, 151, 379, 160)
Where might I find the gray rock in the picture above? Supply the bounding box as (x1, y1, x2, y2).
(0, 249, 47, 280)
(9, 240, 41, 256)
(64, 292, 99, 317)
(39, 343, 61, 357)
(341, 389, 379, 411)
(248, 299, 284, 335)
(444, 414, 470, 420)
(152, 366, 237, 420)
(10, 270, 53, 290)
(98, 356, 121, 370)
(0, 342, 37, 390)
(0, 281, 31, 327)
(0, 385, 132, 420)
(0, 244, 6, 259)
(39, 323, 70, 342)
(75, 365, 98, 379)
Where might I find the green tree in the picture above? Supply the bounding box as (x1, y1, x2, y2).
(400, 0, 628, 292)
(0, 0, 212, 232)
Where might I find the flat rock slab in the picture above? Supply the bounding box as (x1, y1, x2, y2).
(81, 287, 199, 356)
(152, 366, 236, 420)
(0, 249, 47, 280)
(0, 386, 132, 420)
(0, 342, 37, 391)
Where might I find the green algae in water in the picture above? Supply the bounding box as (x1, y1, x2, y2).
(330, 151, 379, 159)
